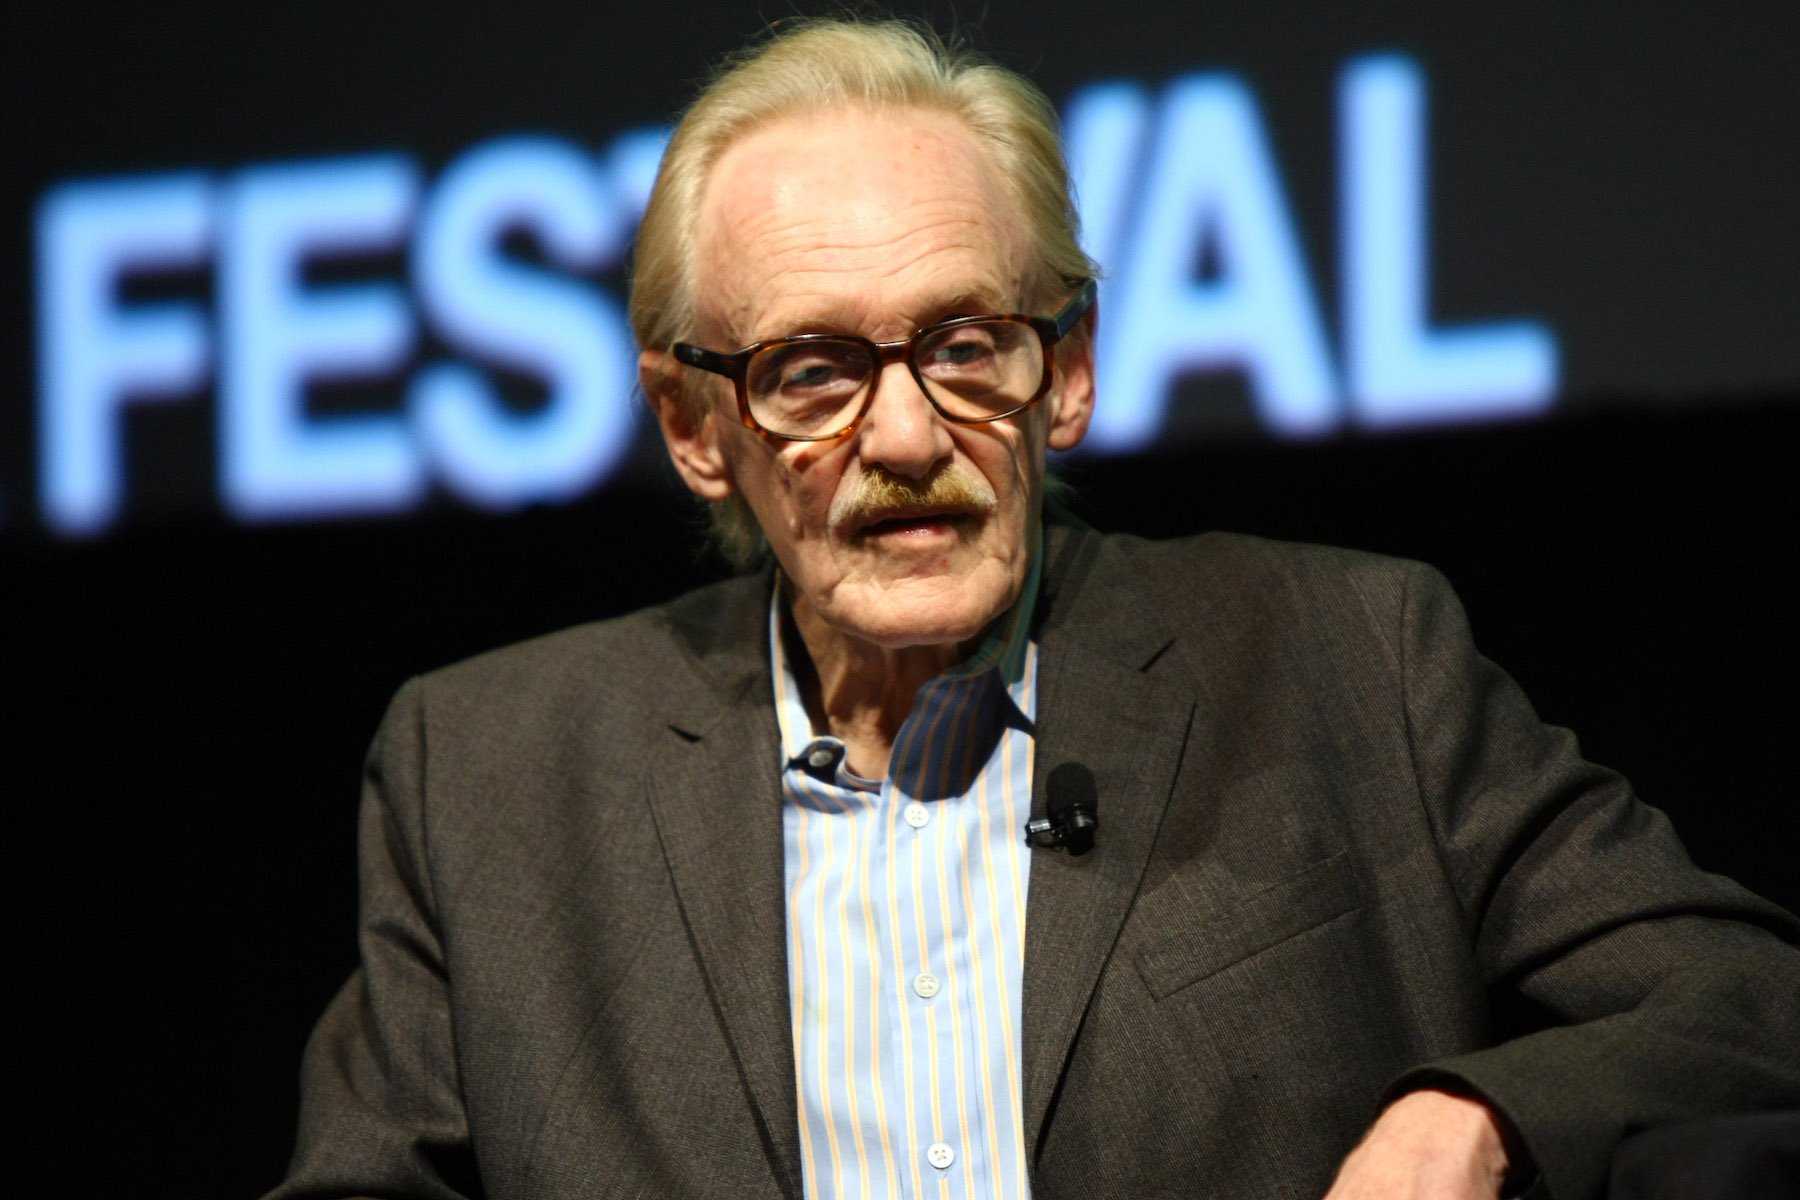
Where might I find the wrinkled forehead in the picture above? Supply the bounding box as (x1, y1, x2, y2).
(691, 105, 1030, 344)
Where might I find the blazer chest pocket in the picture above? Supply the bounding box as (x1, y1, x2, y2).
(1134, 850, 1362, 1001)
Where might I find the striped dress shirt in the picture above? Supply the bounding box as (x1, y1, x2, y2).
(773, 557, 1040, 1200)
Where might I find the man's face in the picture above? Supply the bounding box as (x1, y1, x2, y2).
(651, 105, 1093, 652)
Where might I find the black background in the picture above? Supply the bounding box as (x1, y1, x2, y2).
(8, 3, 1798, 1194)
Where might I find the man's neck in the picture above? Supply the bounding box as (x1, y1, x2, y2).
(786, 600, 975, 780)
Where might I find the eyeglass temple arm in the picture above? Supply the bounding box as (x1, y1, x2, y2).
(672, 342, 742, 380)
(1050, 278, 1099, 341)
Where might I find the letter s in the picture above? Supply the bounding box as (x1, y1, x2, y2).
(410, 136, 636, 508)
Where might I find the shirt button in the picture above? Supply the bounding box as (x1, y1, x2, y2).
(903, 802, 930, 828)
(806, 746, 835, 770)
(927, 1142, 955, 1170)
(912, 972, 940, 999)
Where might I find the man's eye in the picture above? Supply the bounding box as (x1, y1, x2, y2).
(932, 342, 987, 364)
(923, 329, 1000, 371)
(783, 361, 850, 390)
(751, 346, 863, 397)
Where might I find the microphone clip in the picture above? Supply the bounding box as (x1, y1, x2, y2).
(1023, 806, 1098, 856)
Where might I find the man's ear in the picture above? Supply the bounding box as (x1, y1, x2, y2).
(641, 347, 735, 501)
(1045, 303, 1097, 453)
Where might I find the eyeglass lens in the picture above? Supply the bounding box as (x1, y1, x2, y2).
(745, 319, 1044, 437)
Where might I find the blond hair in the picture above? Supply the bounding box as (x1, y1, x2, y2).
(631, 17, 1096, 567)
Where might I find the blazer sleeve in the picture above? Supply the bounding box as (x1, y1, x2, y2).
(1378, 561, 1800, 1200)
(264, 678, 483, 1200)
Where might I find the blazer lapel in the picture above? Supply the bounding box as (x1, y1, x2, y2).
(1020, 528, 1194, 1156)
(642, 576, 803, 1198)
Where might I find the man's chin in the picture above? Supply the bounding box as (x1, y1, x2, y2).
(828, 572, 1015, 652)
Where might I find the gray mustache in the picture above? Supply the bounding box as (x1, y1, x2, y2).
(830, 466, 997, 530)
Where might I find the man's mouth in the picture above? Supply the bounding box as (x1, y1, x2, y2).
(851, 506, 974, 540)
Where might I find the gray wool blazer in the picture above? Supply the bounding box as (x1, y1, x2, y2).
(269, 527, 1800, 1200)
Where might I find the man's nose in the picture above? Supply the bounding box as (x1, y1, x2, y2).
(853, 360, 954, 479)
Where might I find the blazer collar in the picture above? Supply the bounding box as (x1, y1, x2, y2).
(1021, 525, 1193, 1158)
(642, 566, 804, 1196)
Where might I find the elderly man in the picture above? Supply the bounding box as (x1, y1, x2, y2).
(268, 18, 1800, 1200)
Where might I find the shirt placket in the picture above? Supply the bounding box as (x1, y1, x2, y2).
(884, 672, 994, 1197)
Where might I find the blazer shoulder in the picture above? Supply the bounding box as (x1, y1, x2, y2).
(403, 569, 771, 733)
(1094, 528, 1440, 627)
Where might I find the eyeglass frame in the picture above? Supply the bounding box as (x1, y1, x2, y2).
(670, 277, 1098, 443)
